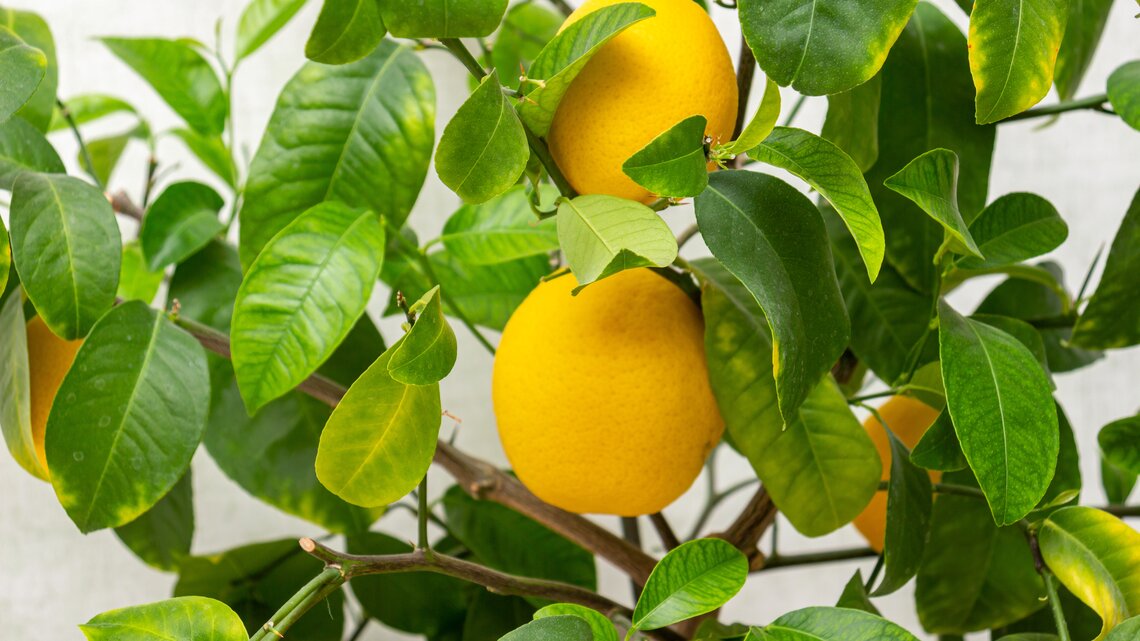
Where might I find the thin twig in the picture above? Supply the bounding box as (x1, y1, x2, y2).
(649, 512, 681, 551)
(758, 546, 878, 571)
(1002, 94, 1111, 122)
(620, 517, 644, 601)
(56, 98, 104, 189)
(733, 40, 757, 139)
(676, 224, 700, 250)
(712, 487, 777, 570)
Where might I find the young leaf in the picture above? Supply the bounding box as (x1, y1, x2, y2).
(0, 116, 64, 188)
(1053, 0, 1113, 100)
(500, 616, 592, 641)
(1071, 186, 1140, 349)
(1099, 415, 1140, 475)
(379, 0, 509, 38)
(717, 75, 781, 158)
(751, 607, 920, 640)
(170, 128, 235, 186)
(534, 604, 618, 641)
(9, 173, 120, 340)
(910, 410, 968, 472)
(938, 301, 1058, 525)
(139, 181, 225, 271)
(621, 115, 709, 198)
(80, 597, 247, 641)
(0, 8, 56, 132)
(957, 193, 1068, 270)
(695, 171, 849, 425)
(46, 302, 210, 532)
(871, 428, 933, 596)
(884, 149, 982, 259)
(0, 26, 46, 122)
(836, 570, 881, 615)
(821, 74, 881, 172)
(305, 0, 386, 65)
(101, 38, 226, 136)
(437, 71, 529, 204)
(0, 291, 39, 479)
(556, 194, 677, 288)
(239, 41, 434, 267)
(388, 286, 458, 385)
(235, 0, 308, 62)
(113, 470, 193, 572)
(440, 185, 559, 264)
(632, 538, 748, 631)
(737, 0, 917, 95)
(1108, 60, 1140, 131)
(232, 202, 384, 413)
(749, 127, 884, 281)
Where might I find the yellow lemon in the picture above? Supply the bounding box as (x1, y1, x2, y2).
(852, 395, 942, 551)
(492, 268, 724, 516)
(26, 315, 83, 476)
(547, 0, 738, 202)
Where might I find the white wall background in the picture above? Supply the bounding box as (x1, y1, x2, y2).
(2, 1, 1139, 639)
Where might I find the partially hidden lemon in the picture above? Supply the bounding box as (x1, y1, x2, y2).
(492, 268, 724, 516)
(547, 0, 738, 202)
(852, 395, 942, 551)
(27, 315, 83, 477)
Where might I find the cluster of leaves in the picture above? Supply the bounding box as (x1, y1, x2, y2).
(1, 0, 1140, 640)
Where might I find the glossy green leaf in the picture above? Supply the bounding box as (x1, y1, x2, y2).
(49, 93, 136, 131)
(0, 26, 46, 123)
(437, 71, 529, 204)
(738, 0, 917, 95)
(101, 38, 226, 135)
(113, 470, 193, 572)
(388, 286, 457, 385)
(1039, 506, 1140, 639)
(1071, 187, 1140, 349)
(491, 3, 561, 90)
(46, 302, 209, 532)
(871, 428, 933, 596)
(836, 571, 881, 615)
(885, 149, 982, 259)
(236, 0, 308, 61)
(440, 185, 558, 264)
(0, 116, 64, 188)
(80, 597, 246, 641)
(1054, 0, 1113, 99)
(973, 314, 1053, 386)
(518, 3, 655, 137)
(1108, 61, 1140, 131)
(239, 41, 434, 267)
(501, 616, 592, 641)
(750, 127, 884, 281)
(622, 115, 709, 198)
(556, 194, 677, 288)
(139, 181, 225, 271)
(0, 8, 56, 132)
(957, 193, 1068, 270)
(170, 128, 235, 187)
(718, 76, 781, 158)
(306, 0, 385, 65)
(750, 607, 920, 641)
(695, 171, 849, 425)
(939, 301, 1057, 524)
(379, 0, 508, 37)
(9, 173, 120, 340)
(534, 604, 618, 641)
(1099, 415, 1140, 476)
(632, 538, 747, 631)
(821, 74, 881, 172)
(911, 410, 967, 472)
(0, 290, 39, 479)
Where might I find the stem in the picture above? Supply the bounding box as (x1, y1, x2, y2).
(676, 224, 700, 250)
(846, 388, 901, 405)
(141, 156, 159, 208)
(649, 512, 681, 551)
(759, 546, 878, 571)
(249, 567, 344, 641)
(715, 488, 777, 569)
(864, 555, 885, 591)
(440, 38, 487, 78)
(548, 0, 574, 18)
(733, 40, 757, 139)
(620, 517, 643, 602)
(56, 98, 104, 189)
(1043, 572, 1072, 641)
(417, 475, 430, 552)
(1002, 94, 1111, 122)
(346, 618, 370, 641)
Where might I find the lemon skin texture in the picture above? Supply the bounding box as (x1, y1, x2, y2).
(492, 268, 724, 516)
(852, 395, 942, 551)
(27, 315, 83, 476)
(547, 0, 738, 202)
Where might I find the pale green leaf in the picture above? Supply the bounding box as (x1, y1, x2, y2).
(439, 185, 559, 264)
(49, 93, 136, 131)
(116, 242, 164, 304)
(632, 539, 748, 631)
(556, 194, 677, 288)
(139, 181, 225, 271)
(718, 76, 781, 158)
(622, 115, 709, 198)
(236, 0, 308, 61)
(170, 128, 235, 187)
(1106, 616, 1140, 641)
(80, 596, 246, 641)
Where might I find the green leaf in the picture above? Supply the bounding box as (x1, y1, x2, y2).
(0, 290, 39, 479)
(1053, 0, 1114, 99)
(168, 240, 244, 332)
(236, 0, 308, 61)
(113, 470, 193, 572)
(388, 286, 457, 385)
(821, 74, 881, 172)
(916, 470, 1045, 633)
(737, 0, 917, 95)
(501, 616, 592, 641)
(82, 130, 133, 186)
(316, 346, 441, 507)
(556, 195, 677, 288)
(518, 3, 656, 137)
(836, 571, 881, 615)
(1107, 616, 1140, 641)
(1039, 506, 1140, 639)
(79, 596, 246, 641)
(1108, 60, 1140, 131)
(749, 127, 884, 281)
(1071, 187, 1140, 349)
(101, 38, 226, 136)
(46, 301, 209, 532)
(695, 171, 849, 425)
(0, 8, 57, 132)
(0, 26, 46, 123)
(871, 427, 933, 596)
(464, 592, 538, 639)
(1041, 401, 1081, 509)
(437, 71, 529, 204)
(938, 301, 1057, 525)
(750, 606, 921, 640)
(490, 3, 561, 90)
(49, 93, 136, 131)
(9, 173, 120, 340)
(139, 181, 225, 271)
(957, 193, 1068, 270)
(1099, 415, 1140, 475)
(1102, 458, 1136, 506)
(306, 0, 386, 65)
(632, 538, 747, 631)
(440, 185, 558, 264)
(622, 115, 709, 198)
(717, 76, 781, 158)
(996, 635, 1059, 641)
(379, 0, 508, 38)
(994, 581, 1103, 639)
(884, 149, 982, 259)
(239, 41, 434, 267)
(968, 0, 1068, 123)
(911, 410, 968, 472)
(170, 128, 235, 187)
(0, 115, 64, 188)
(534, 604, 618, 641)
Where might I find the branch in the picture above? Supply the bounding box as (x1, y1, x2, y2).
(56, 98, 103, 190)
(649, 512, 681, 551)
(1002, 93, 1112, 123)
(733, 39, 757, 139)
(108, 189, 144, 221)
(711, 487, 777, 570)
(758, 546, 878, 571)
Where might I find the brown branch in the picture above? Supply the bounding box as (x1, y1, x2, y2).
(649, 512, 681, 551)
(108, 189, 144, 221)
(733, 39, 757, 139)
(711, 487, 776, 571)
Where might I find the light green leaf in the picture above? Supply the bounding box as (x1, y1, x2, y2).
(1054, 0, 1114, 99)
(0, 216, 8, 297)
(1099, 415, 1140, 476)
(822, 74, 881, 172)
(750, 607, 920, 640)
(1071, 186, 1140, 349)
(80, 597, 246, 641)
(139, 181, 225, 271)
(836, 571, 881, 615)
(491, 3, 561, 90)
(379, 0, 509, 38)
(535, 604, 618, 641)
(101, 38, 226, 136)
(1042, 401, 1082, 509)
(306, 0, 386, 65)
(871, 427, 933, 596)
(910, 410, 967, 472)
(232, 202, 383, 413)
(695, 171, 849, 425)
(440, 185, 558, 264)
(236, 0, 308, 61)
(501, 616, 592, 641)
(0, 8, 57, 132)
(0, 290, 40, 479)
(239, 41, 434, 267)
(632, 539, 747, 631)
(1108, 60, 1140, 131)
(968, 0, 1068, 123)
(622, 115, 709, 198)
(117, 242, 163, 305)
(718, 76, 781, 158)
(388, 286, 457, 385)
(1106, 616, 1140, 641)
(170, 128, 235, 187)
(82, 130, 132, 186)
(956, 193, 1068, 270)
(437, 71, 529, 204)
(47, 302, 209, 532)
(9, 173, 120, 339)
(0, 26, 45, 123)
(885, 148, 982, 259)
(113, 470, 193, 572)
(0, 116, 63, 189)
(49, 94, 136, 131)
(556, 194, 677, 288)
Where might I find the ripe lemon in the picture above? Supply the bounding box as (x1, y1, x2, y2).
(27, 315, 83, 476)
(492, 268, 724, 516)
(852, 395, 942, 551)
(547, 0, 738, 202)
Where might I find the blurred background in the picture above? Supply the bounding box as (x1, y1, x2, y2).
(1, 1, 1138, 639)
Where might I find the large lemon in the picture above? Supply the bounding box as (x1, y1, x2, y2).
(547, 0, 738, 202)
(27, 315, 83, 476)
(492, 268, 724, 516)
(852, 395, 942, 551)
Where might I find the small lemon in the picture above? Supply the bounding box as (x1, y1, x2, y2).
(492, 268, 724, 516)
(27, 315, 83, 476)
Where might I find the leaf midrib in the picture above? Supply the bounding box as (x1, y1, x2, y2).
(634, 554, 738, 628)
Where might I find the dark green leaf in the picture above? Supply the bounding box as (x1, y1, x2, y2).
(717, 76, 781, 158)
(0, 116, 64, 189)
(1071, 185, 1140, 349)
(49, 94, 136, 131)
(632, 538, 747, 631)
(957, 193, 1068, 270)
(168, 240, 243, 332)
(534, 604, 618, 641)
(463, 592, 536, 640)
(170, 128, 235, 187)
(1054, 0, 1114, 99)
(973, 314, 1053, 385)
(750, 607, 920, 640)
(80, 597, 246, 641)
(113, 469, 193, 572)
(1102, 458, 1136, 505)
(388, 286, 457, 385)
(306, 0, 386, 64)
(910, 410, 967, 472)
(1108, 60, 1140, 131)
(379, 0, 508, 38)
(236, 0, 308, 61)
(0, 8, 57, 132)
(557, 195, 677, 287)
(1039, 401, 1081, 510)
(501, 616, 592, 641)
(1099, 414, 1140, 475)
(871, 427, 932, 596)
(822, 74, 881, 172)
(884, 149, 981, 259)
(0, 290, 38, 479)
(622, 115, 709, 198)
(139, 181, 225, 271)
(491, 3, 561, 90)
(440, 185, 558, 264)
(0, 26, 46, 122)
(836, 570, 880, 615)
(992, 580, 1102, 639)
